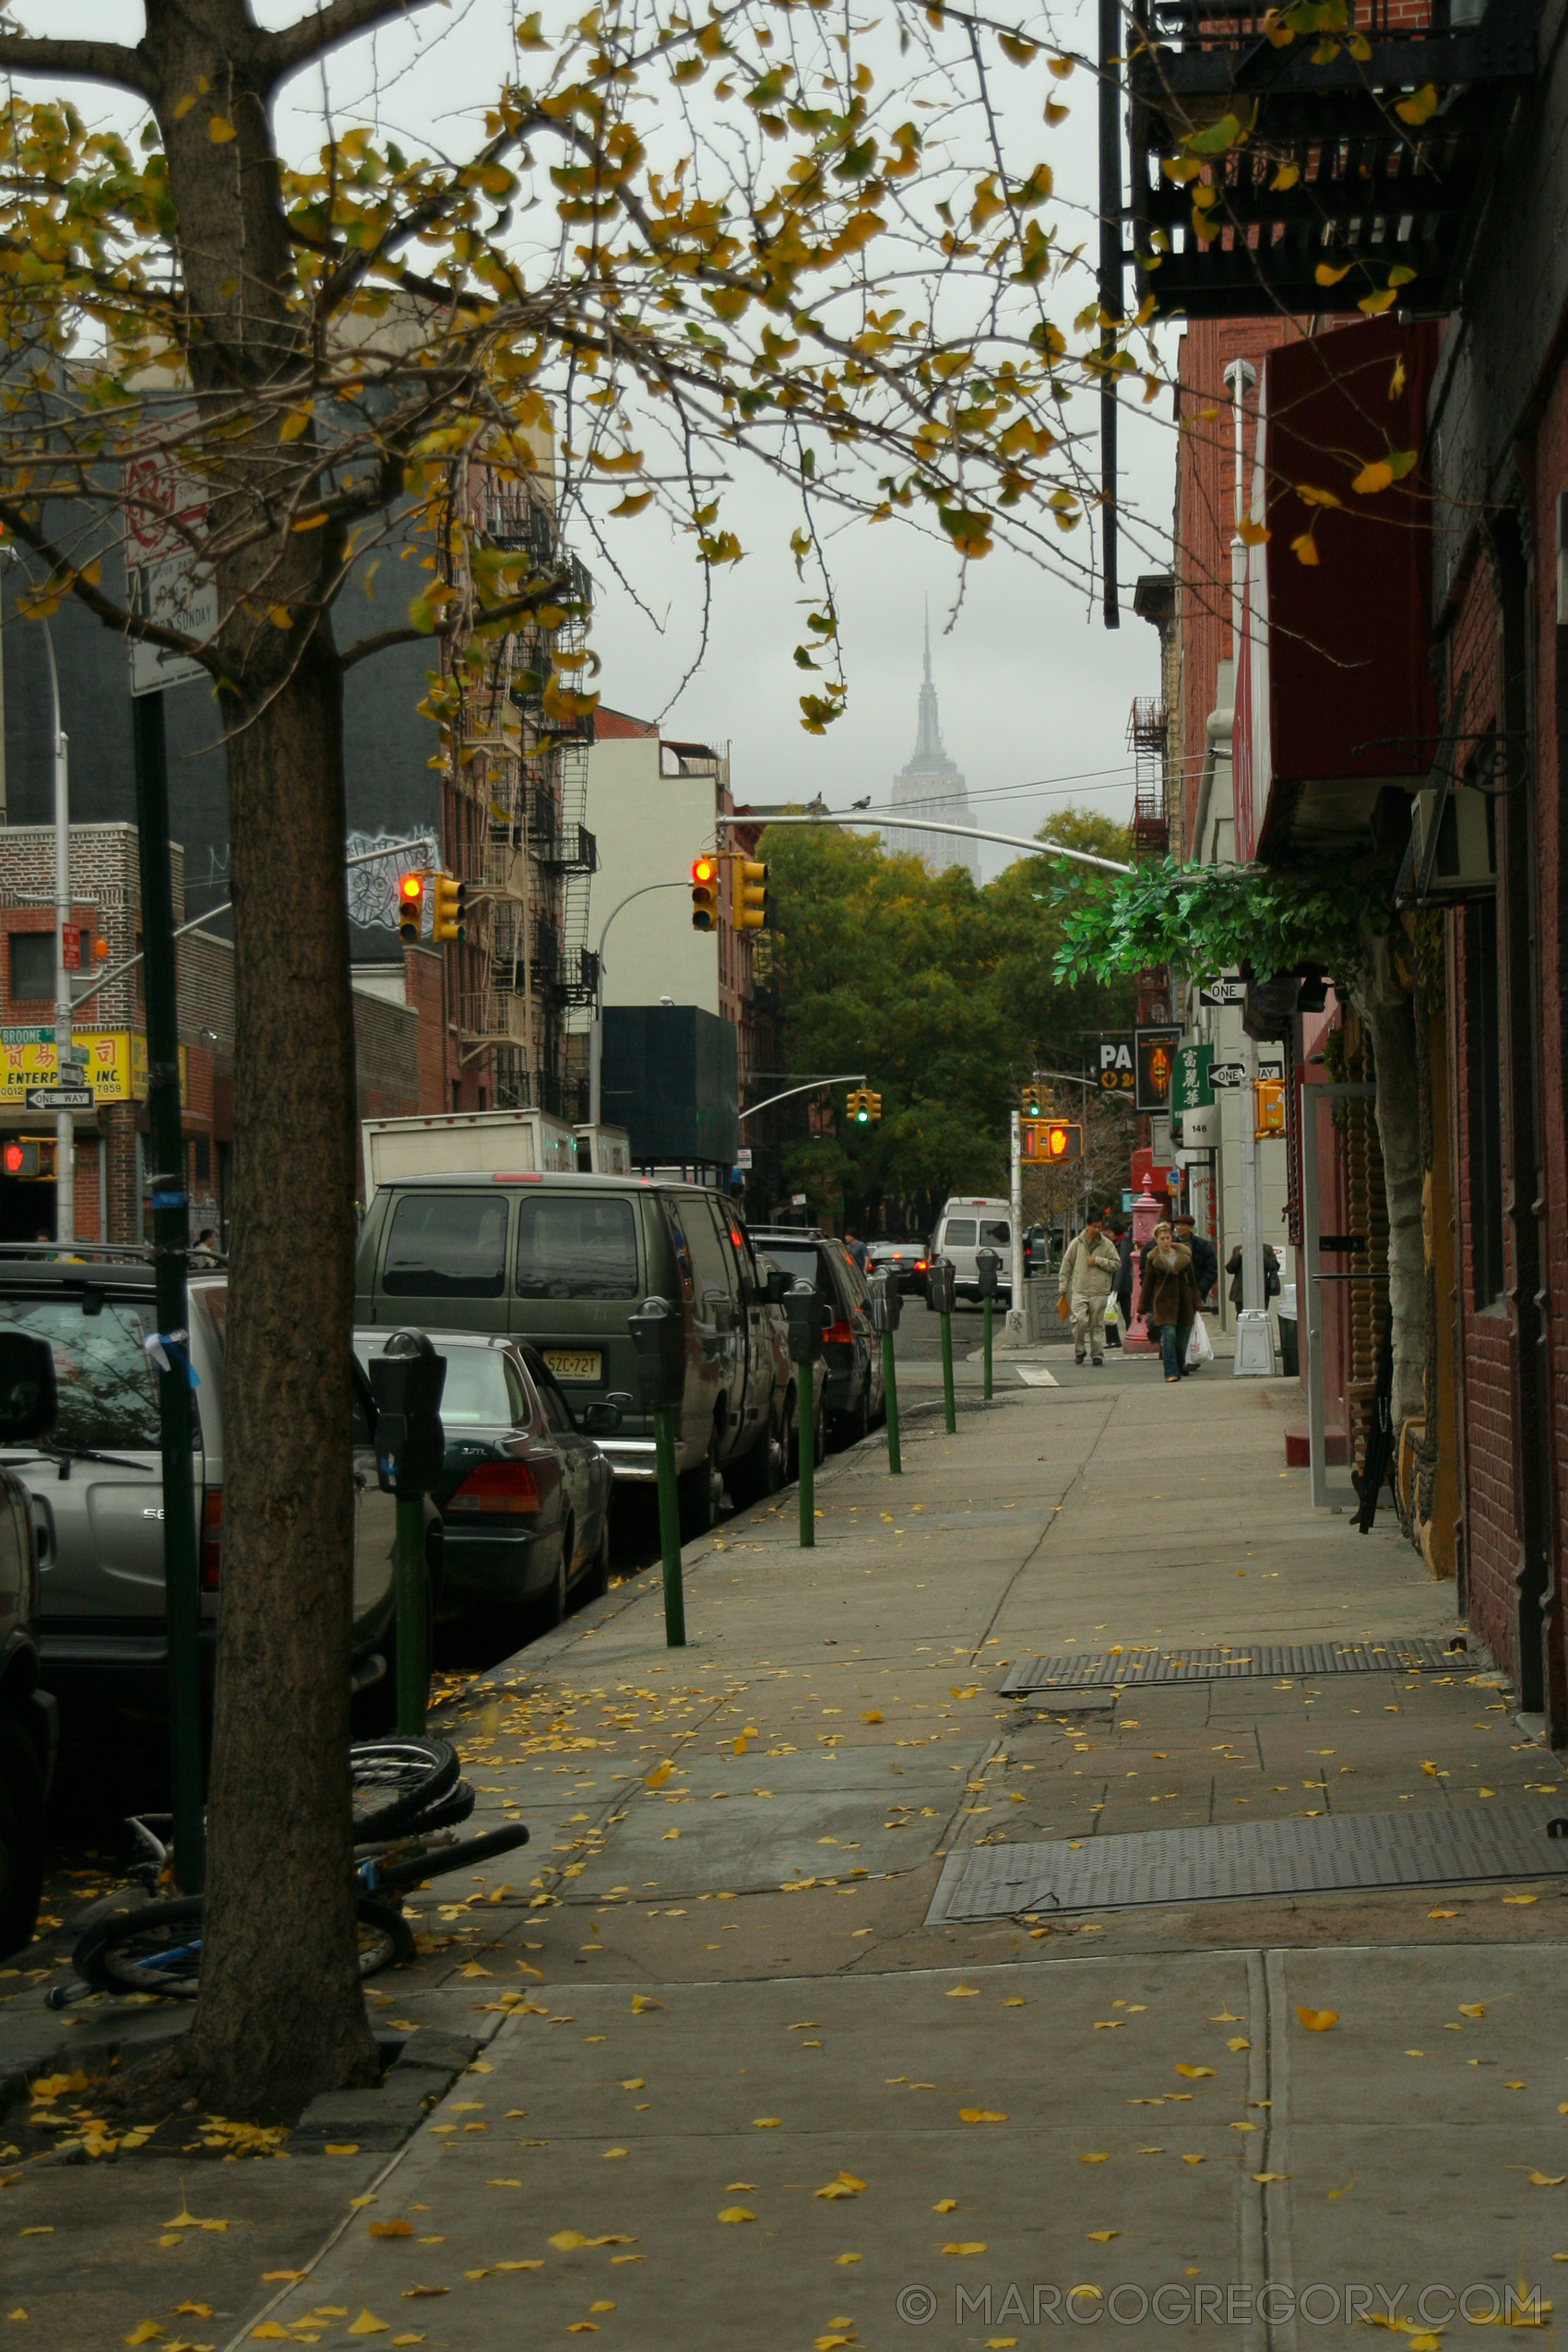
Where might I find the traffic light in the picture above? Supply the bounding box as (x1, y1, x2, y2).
(866, 1090, 882, 1121)
(1, 1139, 55, 1181)
(735, 860, 767, 929)
(691, 855, 719, 932)
(431, 873, 467, 944)
(846, 1089, 882, 1124)
(1044, 1121, 1083, 1161)
(1023, 1079, 1042, 1117)
(398, 870, 425, 944)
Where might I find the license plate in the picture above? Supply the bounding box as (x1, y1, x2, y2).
(543, 1348, 601, 1382)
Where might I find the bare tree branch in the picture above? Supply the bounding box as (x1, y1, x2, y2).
(0, 33, 156, 97)
(262, 0, 450, 84)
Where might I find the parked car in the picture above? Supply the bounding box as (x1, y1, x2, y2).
(866, 1238, 930, 1295)
(354, 1174, 823, 1540)
(0, 1253, 431, 1724)
(747, 1229, 883, 1444)
(930, 1197, 1015, 1305)
(0, 1329, 61, 1956)
(356, 1330, 617, 1632)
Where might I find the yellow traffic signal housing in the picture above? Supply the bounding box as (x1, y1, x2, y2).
(1023, 1079, 1042, 1117)
(736, 860, 767, 929)
(866, 1091, 882, 1121)
(398, 870, 425, 944)
(431, 873, 467, 944)
(691, 856, 719, 932)
(1022, 1118, 1082, 1161)
(1254, 1078, 1285, 1138)
(847, 1087, 868, 1123)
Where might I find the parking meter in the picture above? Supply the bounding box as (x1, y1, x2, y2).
(975, 1248, 1002, 1300)
(785, 1277, 824, 1366)
(627, 1298, 686, 1647)
(628, 1295, 686, 1412)
(869, 1274, 902, 1476)
(369, 1330, 446, 1734)
(928, 1254, 956, 1433)
(370, 1328, 446, 1499)
(867, 1270, 901, 1334)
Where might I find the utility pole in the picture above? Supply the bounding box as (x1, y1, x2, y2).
(1224, 353, 1273, 1379)
(37, 624, 75, 1245)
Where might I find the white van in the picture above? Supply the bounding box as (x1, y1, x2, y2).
(931, 1195, 1013, 1304)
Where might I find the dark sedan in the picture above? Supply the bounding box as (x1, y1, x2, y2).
(356, 1331, 620, 1633)
(866, 1239, 930, 1295)
(748, 1229, 883, 1445)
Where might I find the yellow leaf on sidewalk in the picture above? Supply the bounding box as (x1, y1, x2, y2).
(124, 2328, 163, 2346)
(718, 2208, 755, 2223)
(1175, 2064, 1217, 2077)
(347, 2312, 389, 2337)
(1295, 2009, 1337, 2032)
(943, 2242, 988, 2255)
(369, 2221, 413, 2239)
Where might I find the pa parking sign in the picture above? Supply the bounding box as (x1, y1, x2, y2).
(1096, 1036, 1134, 1093)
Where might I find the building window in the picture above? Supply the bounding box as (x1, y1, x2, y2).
(193, 1135, 211, 1182)
(9, 932, 53, 1004)
(1464, 895, 1504, 1309)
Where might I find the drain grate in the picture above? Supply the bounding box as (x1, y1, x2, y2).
(925, 1800, 1568, 1922)
(999, 1637, 1471, 1693)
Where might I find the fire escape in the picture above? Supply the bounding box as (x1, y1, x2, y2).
(1128, 695, 1170, 856)
(455, 486, 599, 1120)
(1118, 0, 1542, 322)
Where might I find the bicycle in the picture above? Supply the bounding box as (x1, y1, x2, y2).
(62, 1736, 529, 2003)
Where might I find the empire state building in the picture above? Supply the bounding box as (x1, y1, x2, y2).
(884, 617, 981, 882)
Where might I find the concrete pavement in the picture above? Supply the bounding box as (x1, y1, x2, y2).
(5, 1354, 1566, 2347)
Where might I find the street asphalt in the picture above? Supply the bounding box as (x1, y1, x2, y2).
(4, 1332, 1565, 2348)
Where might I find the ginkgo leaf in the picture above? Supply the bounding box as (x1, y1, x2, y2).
(1395, 82, 1439, 124)
(1252, 2172, 1289, 2184)
(1389, 358, 1408, 398)
(943, 2242, 988, 2255)
(1227, 2037, 1252, 2051)
(1296, 2008, 1337, 2030)
(1182, 2155, 1206, 2165)
(348, 2314, 390, 2338)
(933, 2199, 959, 2212)
(208, 116, 237, 143)
(1352, 460, 1395, 493)
(124, 2327, 163, 2346)
(1174, 2065, 1216, 2079)
(610, 493, 653, 518)
(1314, 262, 1351, 286)
(1459, 2004, 1485, 2017)
(1087, 2230, 1121, 2242)
(753, 2119, 780, 2128)
(946, 1983, 980, 1997)
(1238, 517, 1270, 546)
(959, 2111, 1008, 2125)
(249, 2330, 291, 2343)
(1270, 162, 1301, 191)
(1503, 1894, 1538, 1906)
(1358, 290, 1398, 315)
(718, 2207, 755, 2223)
(1078, 2152, 1110, 2163)
(1527, 2173, 1566, 2187)
(369, 2220, 413, 2239)
(644, 1762, 671, 1788)
(814, 2172, 867, 2197)
(1291, 531, 1320, 565)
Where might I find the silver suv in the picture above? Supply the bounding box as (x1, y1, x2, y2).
(0, 1254, 415, 1714)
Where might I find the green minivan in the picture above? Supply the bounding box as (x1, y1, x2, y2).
(354, 1173, 814, 1537)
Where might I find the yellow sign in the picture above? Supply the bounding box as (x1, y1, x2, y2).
(0, 1032, 187, 1109)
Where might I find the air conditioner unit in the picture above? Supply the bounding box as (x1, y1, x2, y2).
(1410, 785, 1495, 898)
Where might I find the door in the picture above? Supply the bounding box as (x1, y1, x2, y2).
(375, 1190, 511, 1335)
(683, 1194, 744, 1452)
(531, 1362, 591, 1578)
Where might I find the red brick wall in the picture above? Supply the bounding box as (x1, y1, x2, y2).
(403, 949, 446, 1114)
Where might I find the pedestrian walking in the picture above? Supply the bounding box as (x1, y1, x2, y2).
(189, 1227, 226, 1269)
(1225, 1241, 1280, 1311)
(1103, 1218, 1131, 1348)
(1174, 1211, 1218, 1309)
(845, 1230, 868, 1274)
(1058, 1210, 1122, 1367)
(1139, 1219, 1200, 1384)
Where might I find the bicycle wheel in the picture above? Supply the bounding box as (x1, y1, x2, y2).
(403, 1778, 475, 1834)
(374, 1820, 531, 1895)
(355, 1895, 415, 1979)
(77, 1896, 204, 2001)
(350, 1737, 458, 1838)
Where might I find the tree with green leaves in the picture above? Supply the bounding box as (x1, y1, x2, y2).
(0, 0, 1144, 2117)
(763, 812, 1134, 1227)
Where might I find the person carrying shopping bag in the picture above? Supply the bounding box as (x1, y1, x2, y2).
(1058, 1210, 1123, 1367)
(1139, 1220, 1201, 1384)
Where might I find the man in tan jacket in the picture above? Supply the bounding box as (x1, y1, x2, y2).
(1058, 1211, 1122, 1367)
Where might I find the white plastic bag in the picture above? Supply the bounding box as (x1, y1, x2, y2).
(1187, 1313, 1214, 1367)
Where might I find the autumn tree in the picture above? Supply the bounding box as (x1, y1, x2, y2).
(0, 0, 1146, 2115)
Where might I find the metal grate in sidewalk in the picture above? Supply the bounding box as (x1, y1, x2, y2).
(999, 1637, 1471, 1693)
(925, 1800, 1568, 1923)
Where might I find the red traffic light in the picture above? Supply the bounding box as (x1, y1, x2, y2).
(1048, 1124, 1068, 1158)
(691, 857, 717, 885)
(3, 1144, 20, 1175)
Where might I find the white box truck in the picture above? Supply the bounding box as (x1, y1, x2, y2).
(361, 1109, 579, 1201)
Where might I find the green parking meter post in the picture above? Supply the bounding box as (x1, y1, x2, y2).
(369, 1330, 446, 1738)
(982, 1297, 993, 1400)
(869, 1271, 901, 1476)
(394, 1500, 429, 1733)
(653, 1402, 685, 1646)
(785, 1278, 823, 1549)
(630, 1298, 687, 1647)
(976, 1248, 1002, 1405)
(930, 1255, 956, 1435)
(132, 691, 204, 1895)
(941, 1313, 956, 1431)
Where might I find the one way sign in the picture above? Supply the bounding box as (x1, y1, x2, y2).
(1207, 1063, 1248, 1089)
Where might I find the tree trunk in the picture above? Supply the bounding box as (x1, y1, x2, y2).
(183, 633, 378, 2116)
(1353, 942, 1426, 1443)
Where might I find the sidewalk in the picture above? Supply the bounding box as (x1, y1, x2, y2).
(6, 1362, 1565, 2347)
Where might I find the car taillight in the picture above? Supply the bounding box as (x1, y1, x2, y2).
(825, 1319, 854, 1346)
(915, 1260, 927, 1272)
(200, 1487, 222, 1591)
(446, 1460, 540, 1515)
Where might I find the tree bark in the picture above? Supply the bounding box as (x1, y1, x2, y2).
(1353, 939, 1426, 1443)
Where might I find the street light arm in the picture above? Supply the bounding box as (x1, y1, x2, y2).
(717, 810, 1131, 876)
(739, 1073, 866, 1123)
(595, 877, 690, 964)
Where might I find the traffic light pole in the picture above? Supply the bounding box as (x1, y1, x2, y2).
(131, 691, 205, 1895)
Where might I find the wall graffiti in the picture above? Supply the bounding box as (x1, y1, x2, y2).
(346, 828, 440, 932)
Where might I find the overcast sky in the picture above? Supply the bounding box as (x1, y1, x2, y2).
(30, 1, 1181, 876)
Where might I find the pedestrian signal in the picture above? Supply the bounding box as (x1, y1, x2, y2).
(736, 860, 767, 930)
(691, 856, 719, 932)
(1021, 1119, 1082, 1162)
(1, 1138, 54, 1181)
(398, 871, 425, 944)
(1254, 1078, 1285, 1138)
(431, 874, 467, 944)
